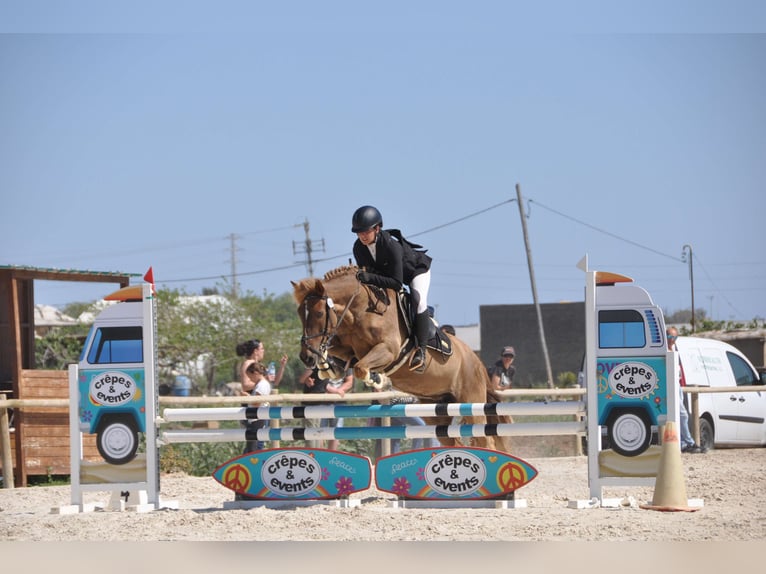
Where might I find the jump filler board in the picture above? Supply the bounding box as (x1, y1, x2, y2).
(214, 447, 537, 509)
(375, 447, 537, 505)
(213, 448, 372, 500)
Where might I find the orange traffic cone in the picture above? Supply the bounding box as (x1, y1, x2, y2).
(640, 421, 699, 512)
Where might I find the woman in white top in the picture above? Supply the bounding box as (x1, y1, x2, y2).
(240, 361, 271, 453)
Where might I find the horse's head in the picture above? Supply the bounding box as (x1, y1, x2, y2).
(292, 277, 331, 367)
(292, 266, 360, 377)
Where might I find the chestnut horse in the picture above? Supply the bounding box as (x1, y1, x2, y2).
(292, 265, 512, 452)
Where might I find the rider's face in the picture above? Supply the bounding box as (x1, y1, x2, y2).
(357, 227, 377, 246)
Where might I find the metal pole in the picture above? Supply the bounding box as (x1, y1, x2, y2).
(515, 184, 555, 388)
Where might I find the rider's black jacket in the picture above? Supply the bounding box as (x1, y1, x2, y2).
(353, 229, 431, 292)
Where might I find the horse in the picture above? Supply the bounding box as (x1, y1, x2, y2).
(291, 265, 513, 453)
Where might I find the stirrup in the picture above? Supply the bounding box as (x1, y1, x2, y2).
(409, 348, 426, 373)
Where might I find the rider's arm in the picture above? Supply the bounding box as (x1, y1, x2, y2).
(356, 233, 404, 291)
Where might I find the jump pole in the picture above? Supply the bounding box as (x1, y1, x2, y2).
(159, 420, 585, 444)
(161, 401, 585, 423)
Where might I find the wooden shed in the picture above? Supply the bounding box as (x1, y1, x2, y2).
(0, 265, 134, 486)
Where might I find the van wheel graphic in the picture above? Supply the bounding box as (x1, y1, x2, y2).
(96, 415, 139, 465)
(606, 408, 651, 457)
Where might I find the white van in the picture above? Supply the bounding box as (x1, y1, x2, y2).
(675, 336, 766, 451)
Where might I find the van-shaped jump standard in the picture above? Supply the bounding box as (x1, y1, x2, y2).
(77, 283, 155, 465)
(591, 272, 670, 457)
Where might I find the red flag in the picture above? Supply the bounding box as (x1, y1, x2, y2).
(143, 267, 154, 284)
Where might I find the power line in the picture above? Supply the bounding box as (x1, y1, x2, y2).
(693, 251, 743, 318)
(156, 196, 758, 322)
(409, 198, 517, 238)
(161, 261, 307, 284)
(161, 200, 518, 284)
(527, 199, 758, 318)
(528, 199, 682, 262)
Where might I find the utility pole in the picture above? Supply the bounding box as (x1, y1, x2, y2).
(682, 244, 695, 332)
(293, 218, 325, 277)
(227, 233, 241, 299)
(515, 183, 555, 389)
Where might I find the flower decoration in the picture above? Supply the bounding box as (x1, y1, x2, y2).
(392, 476, 411, 496)
(335, 476, 354, 496)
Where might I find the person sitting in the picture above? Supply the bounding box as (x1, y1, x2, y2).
(490, 346, 516, 390)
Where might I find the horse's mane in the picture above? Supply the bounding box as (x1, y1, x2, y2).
(323, 265, 359, 281)
(292, 265, 360, 304)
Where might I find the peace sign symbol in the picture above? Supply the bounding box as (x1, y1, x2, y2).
(223, 464, 252, 493)
(497, 461, 527, 491)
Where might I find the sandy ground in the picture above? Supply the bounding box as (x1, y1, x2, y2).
(1, 447, 764, 544)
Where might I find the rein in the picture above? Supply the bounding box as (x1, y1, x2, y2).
(300, 282, 361, 361)
(300, 277, 414, 378)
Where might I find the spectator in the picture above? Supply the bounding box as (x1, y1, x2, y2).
(490, 346, 516, 390)
(266, 354, 289, 389)
(299, 367, 354, 450)
(667, 327, 704, 454)
(388, 394, 439, 453)
(300, 367, 327, 448)
(235, 338, 287, 388)
(239, 360, 271, 454)
(369, 378, 438, 455)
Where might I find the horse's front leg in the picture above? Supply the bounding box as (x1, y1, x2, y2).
(353, 343, 399, 389)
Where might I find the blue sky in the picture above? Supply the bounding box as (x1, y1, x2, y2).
(1, 2, 765, 326)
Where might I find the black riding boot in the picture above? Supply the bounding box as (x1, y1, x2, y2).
(409, 311, 430, 373)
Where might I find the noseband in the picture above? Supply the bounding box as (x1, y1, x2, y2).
(299, 285, 360, 361)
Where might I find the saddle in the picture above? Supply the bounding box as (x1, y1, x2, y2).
(359, 284, 453, 377)
(394, 290, 453, 357)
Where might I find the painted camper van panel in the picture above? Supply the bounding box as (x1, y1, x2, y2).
(77, 287, 150, 465)
(592, 274, 670, 457)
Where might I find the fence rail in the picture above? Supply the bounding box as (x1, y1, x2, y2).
(3, 385, 761, 489)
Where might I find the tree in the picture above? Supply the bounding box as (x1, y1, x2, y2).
(155, 288, 304, 395)
(664, 307, 764, 334)
(664, 308, 708, 325)
(34, 326, 89, 370)
(35, 287, 306, 395)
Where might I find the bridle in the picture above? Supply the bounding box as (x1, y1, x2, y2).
(299, 284, 361, 363)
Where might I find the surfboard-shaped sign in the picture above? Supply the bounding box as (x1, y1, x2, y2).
(375, 447, 538, 499)
(212, 448, 372, 499)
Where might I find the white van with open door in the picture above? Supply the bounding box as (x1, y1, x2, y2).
(675, 336, 766, 451)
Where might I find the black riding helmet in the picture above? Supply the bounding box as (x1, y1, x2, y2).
(351, 205, 383, 233)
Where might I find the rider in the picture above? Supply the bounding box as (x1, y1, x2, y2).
(351, 205, 433, 373)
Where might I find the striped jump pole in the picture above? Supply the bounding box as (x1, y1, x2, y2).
(159, 420, 586, 445)
(161, 401, 585, 423)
